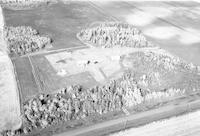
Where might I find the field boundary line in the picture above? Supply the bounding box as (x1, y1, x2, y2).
(123, 1, 200, 38)
(44, 45, 88, 55)
(28, 56, 42, 93)
(88, 1, 119, 21)
(11, 61, 24, 115)
(14, 45, 88, 59)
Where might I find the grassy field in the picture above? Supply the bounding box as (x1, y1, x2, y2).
(12, 57, 39, 102)
(3, 1, 113, 52)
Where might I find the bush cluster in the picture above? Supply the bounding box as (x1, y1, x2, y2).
(143, 51, 181, 71)
(1, 72, 185, 136)
(1, 0, 47, 4)
(145, 88, 184, 101)
(5, 26, 52, 56)
(77, 22, 154, 48)
(21, 74, 144, 133)
(134, 51, 198, 73)
(127, 51, 182, 73)
(1, 0, 52, 9)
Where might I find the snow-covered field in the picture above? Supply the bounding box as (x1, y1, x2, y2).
(110, 110, 200, 136)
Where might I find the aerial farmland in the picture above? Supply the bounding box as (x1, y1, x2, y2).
(0, 0, 200, 136)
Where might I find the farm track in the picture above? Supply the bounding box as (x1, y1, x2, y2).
(28, 56, 42, 93)
(54, 95, 200, 136)
(29, 56, 53, 93)
(110, 107, 200, 136)
(10, 45, 88, 59)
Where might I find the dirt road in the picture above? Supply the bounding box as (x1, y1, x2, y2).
(110, 109, 200, 136)
(54, 94, 200, 136)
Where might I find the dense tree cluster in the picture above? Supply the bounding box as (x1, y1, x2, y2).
(126, 51, 182, 73)
(1, 0, 47, 4)
(145, 88, 184, 101)
(127, 51, 200, 74)
(4, 26, 52, 56)
(21, 76, 142, 132)
(1, 0, 52, 9)
(77, 22, 155, 48)
(143, 51, 182, 71)
(1, 72, 185, 136)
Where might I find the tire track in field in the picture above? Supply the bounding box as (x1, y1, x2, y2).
(28, 56, 42, 93)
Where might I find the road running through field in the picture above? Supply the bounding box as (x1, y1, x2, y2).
(109, 109, 200, 136)
(54, 96, 200, 136)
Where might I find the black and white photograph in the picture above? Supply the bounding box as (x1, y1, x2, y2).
(0, 0, 200, 136)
